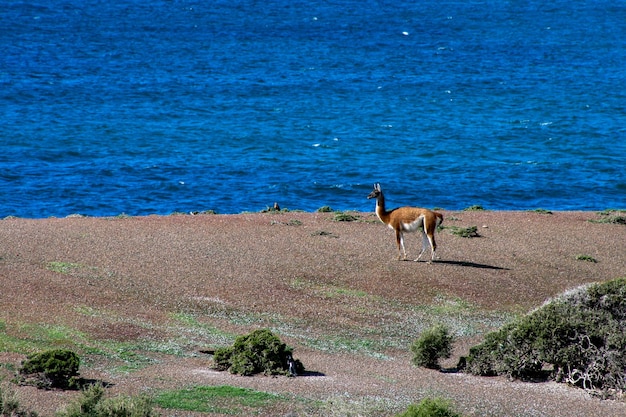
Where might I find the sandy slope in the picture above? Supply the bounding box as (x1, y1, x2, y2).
(0, 211, 624, 416)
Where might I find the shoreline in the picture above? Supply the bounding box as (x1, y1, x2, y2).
(2, 207, 623, 221)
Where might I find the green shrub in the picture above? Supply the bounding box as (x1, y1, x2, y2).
(333, 212, 359, 222)
(316, 206, 333, 212)
(310, 230, 336, 237)
(410, 325, 453, 369)
(463, 205, 485, 211)
(575, 254, 597, 263)
(19, 349, 80, 389)
(465, 278, 626, 395)
(1, 384, 38, 417)
(213, 329, 304, 376)
(530, 208, 553, 214)
(446, 225, 479, 238)
(60, 383, 105, 417)
(589, 210, 626, 225)
(58, 383, 155, 417)
(395, 397, 462, 417)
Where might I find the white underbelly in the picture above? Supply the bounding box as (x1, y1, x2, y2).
(401, 217, 424, 232)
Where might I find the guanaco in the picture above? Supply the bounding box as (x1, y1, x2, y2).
(367, 183, 443, 262)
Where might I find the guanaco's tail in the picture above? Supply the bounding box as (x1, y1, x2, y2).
(435, 212, 444, 229)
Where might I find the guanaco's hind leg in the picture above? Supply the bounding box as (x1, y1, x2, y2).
(414, 217, 439, 262)
(413, 232, 430, 262)
(427, 232, 437, 262)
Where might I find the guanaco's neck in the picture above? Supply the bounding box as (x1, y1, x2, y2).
(375, 192, 391, 224)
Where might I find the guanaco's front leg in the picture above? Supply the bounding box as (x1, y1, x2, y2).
(396, 230, 407, 260)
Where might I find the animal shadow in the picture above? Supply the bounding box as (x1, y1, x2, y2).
(298, 370, 326, 377)
(434, 260, 509, 270)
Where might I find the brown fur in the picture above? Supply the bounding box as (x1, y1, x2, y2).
(367, 183, 443, 262)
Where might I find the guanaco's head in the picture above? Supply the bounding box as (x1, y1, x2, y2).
(367, 183, 382, 199)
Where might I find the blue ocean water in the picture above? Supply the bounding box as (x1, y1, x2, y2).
(1, 0, 625, 218)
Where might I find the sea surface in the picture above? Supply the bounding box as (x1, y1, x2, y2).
(2, 0, 625, 218)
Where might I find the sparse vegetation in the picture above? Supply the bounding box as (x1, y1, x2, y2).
(316, 205, 333, 212)
(589, 210, 626, 225)
(1, 384, 38, 417)
(394, 397, 462, 417)
(446, 225, 479, 238)
(411, 325, 453, 369)
(212, 329, 304, 376)
(46, 261, 83, 274)
(57, 383, 155, 417)
(463, 205, 485, 211)
(575, 254, 597, 263)
(310, 230, 337, 237)
(270, 218, 302, 226)
(333, 211, 360, 222)
(465, 278, 626, 396)
(530, 208, 553, 214)
(18, 349, 81, 390)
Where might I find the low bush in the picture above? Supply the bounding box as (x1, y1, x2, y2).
(213, 329, 304, 376)
(446, 225, 479, 238)
(530, 208, 553, 214)
(463, 205, 485, 211)
(410, 325, 453, 369)
(395, 397, 462, 417)
(19, 349, 80, 390)
(575, 254, 597, 263)
(465, 277, 626, 396)
(1, 384, 38, 417)
(333, 212, 359, 222)
(57, 383, 155, 417)
(590, 210, 626, 225)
